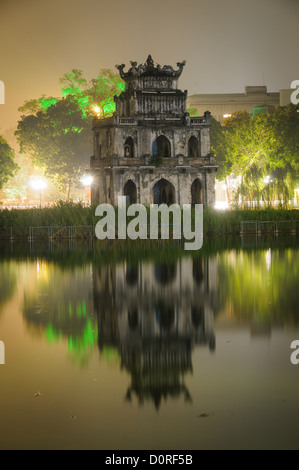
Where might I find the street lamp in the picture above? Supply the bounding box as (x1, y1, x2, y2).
(29, 177, 48, 208)
(80, 174, 93, 204)
(80, 174, 93, 187)
(264, 175, 273, 206)
(93, 105, 102, 118)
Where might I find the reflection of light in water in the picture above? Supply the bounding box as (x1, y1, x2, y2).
(36, 260, 48, 282)
(265, 249, 271, 271)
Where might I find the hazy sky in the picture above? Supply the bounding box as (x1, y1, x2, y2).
(0, 0, 298, 132)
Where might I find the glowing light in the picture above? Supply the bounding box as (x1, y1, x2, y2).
(29, 177, 48, 192)
(265, 249, 272, 271)
(215, 201, 229, 210)
(93, 106, 101, 116)
(28, 177, 48, 208)
(264, 175, 273, 184)
(80, 174, 93, 187)
(223, 114, 231, 118)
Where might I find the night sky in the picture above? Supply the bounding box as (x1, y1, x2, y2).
(0, 0, 298, 132)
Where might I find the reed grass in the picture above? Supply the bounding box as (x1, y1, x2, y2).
(0, 202, 298, 239)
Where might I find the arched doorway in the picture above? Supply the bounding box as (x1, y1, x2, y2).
(191, 178, 203, 206)
(124, 179, 137, 204)
(152, 135, 171, 158)
(188, 136, 199, 158)
(152, 178, 176, 205)
(124, 137, 134, 158)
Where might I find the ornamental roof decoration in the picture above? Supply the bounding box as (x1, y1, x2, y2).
(116, 55, 186, 79)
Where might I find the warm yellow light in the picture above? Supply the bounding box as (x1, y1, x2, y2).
(29, 177, 48, 192)
(93, 106, 101, 116)
(80, 175, 93, 187)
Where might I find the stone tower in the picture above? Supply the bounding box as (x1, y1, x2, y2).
(90, 55, 217, 206)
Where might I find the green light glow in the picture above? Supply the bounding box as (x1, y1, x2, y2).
(82, 302, 87, 317)
(46, 324, 62, 342)
(67, 318, 98, 353)
(102, 101, 116, 115)
(63, 126, 83, 134)
(45, 318, 98, 360)
(40, 97, 58, 110)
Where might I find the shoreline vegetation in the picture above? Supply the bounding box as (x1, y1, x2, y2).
(0, 235, 298, 268)
(0, 203, 299, 241)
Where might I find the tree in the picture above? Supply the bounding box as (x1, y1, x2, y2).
(221, 111, 271, 206)
(210, 116, 227, 178)
(266, 104, 299, 204)
(16, 97, 92, 201)
(0, 136, 18, 193)
(188, 104, 299, 207)
(15, 69, 125, 201)
(221, 106, 299, 206)
(186, 107, 198, 117)
(59, 68, 125, 118)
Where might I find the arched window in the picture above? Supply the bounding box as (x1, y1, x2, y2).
(152, 135, 171, 158)
(124, 179, 137, 204)
(124, 137, 134, 158)
(152, 178, 176, 205)
(191, 178, 203, 206)
(188, 136, 198, 158)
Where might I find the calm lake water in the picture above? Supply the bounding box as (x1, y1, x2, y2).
(0, 237, 299, 450)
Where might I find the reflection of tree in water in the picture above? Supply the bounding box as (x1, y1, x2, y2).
(217, 249, 299, 325)
(0, 262, 17, 313)
(22, 262, 97, 366)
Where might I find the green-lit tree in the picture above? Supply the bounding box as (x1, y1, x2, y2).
(16, 97, 92, 201)
(186, 107, 198, 117)
(59, 68, 125, 118)
(15, 69, 125, 201)
(0, 136, 18, 195)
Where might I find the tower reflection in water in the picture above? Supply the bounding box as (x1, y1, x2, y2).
(93, 256, 217, 409)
